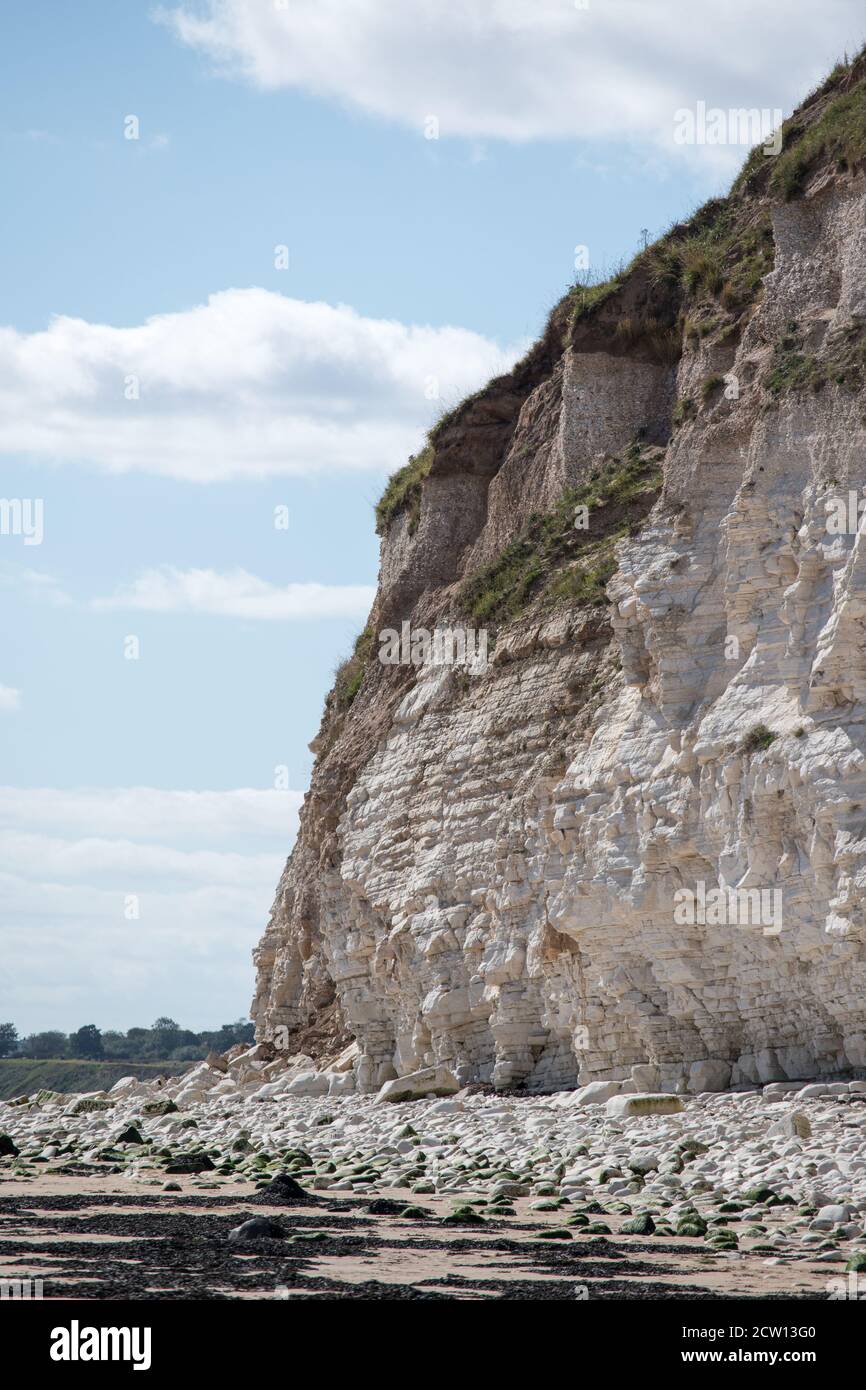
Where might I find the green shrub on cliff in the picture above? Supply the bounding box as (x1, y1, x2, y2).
(333, 625, 375, 709)
(375, 445, 433, 535)
(458, 448, 662, 627)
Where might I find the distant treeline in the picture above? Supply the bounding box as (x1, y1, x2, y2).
(0, 1017, 254, 1063)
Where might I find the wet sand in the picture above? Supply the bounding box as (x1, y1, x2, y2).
(0, 1171, 842, 1301)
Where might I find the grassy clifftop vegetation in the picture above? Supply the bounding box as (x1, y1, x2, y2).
(372, 49, 866, 540)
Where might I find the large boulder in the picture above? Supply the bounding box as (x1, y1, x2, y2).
(34, 1089, 66, 1107)
(811, 1204, 856, 1230)
(328, 1071, 356, 1096)
(375, 1065, 458, 1103)
(688, 1059, 731, 1093)
(249, 1079, 293, 1101)
(211, 1078, 240, 1096)
(606, 1093, 685, 1118)
(113, 1125, 145, 1145)
(173, 1088, 207, 1106)
(554, 1080, 623, 1109)
(767, 1111, 812, 1140)
(164, 1152, 215, 1174)
(285, 1070, 330, 1097)
(109, 1076, 147, 1096)
(69, 1095, 113, 1116)
(180, 1062, 222, 1090)
(227, 1047, 262, 1075)
(141, 1098, 178, 1117)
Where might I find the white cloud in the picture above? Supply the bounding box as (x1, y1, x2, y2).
(0, 786, 300, 1032)
(0, 882, 275, 1034)
(0, 786, 302, 846)
(158, 0, 864, 166)
(0, 288, 519, 482)
(90, 566, 375, 620)
(0, 833, 282, 888)
(3, 568, 74, 607)
(0, 685, 21, 712)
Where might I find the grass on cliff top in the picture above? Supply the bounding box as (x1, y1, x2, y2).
(375, 443, 434, 536)
(333, 624, 375, 711)
(769, 65, 866, 200)
(731, 50, 866, 200)
(570, 51, 866, 338)
(458, 446, 662, 627)
(563, 202, 772, 363)
(373, 50, 866, 539)
(643, 203, 773, 318)
(568, 271, 626, 327)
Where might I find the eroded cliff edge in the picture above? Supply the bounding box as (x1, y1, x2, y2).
(253, 56, 866, 1095)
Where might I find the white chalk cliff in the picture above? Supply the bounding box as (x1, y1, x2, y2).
(253, 61, 866, 1096)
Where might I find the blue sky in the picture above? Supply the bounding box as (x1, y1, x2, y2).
(1, 0, 862, 1036)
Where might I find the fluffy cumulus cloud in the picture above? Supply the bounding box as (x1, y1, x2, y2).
(91, 567, 375, 620)
(0, 289, 519, 482)
(159, 0, 863, 162)
(0, 786, 300, 1033)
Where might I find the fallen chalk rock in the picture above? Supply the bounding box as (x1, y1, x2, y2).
(627, 1153, 660, 1175)
(606, 1094, 685, 1118)
(559, 1081, 623, 1108)
(70, 1096, 112, 1116)
(490, 1180, 531, 1200)
(285, 1071, 330, 1098)
(376, 1066, 458, 1103)
(811, 1204, 856, 1230)
(688, 1060, 731, 1093)
(142, 1099, 178, 1117)
(767, 1111, 812, 1140)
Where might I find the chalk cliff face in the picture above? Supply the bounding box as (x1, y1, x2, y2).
(253, 61, 866, 1094)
